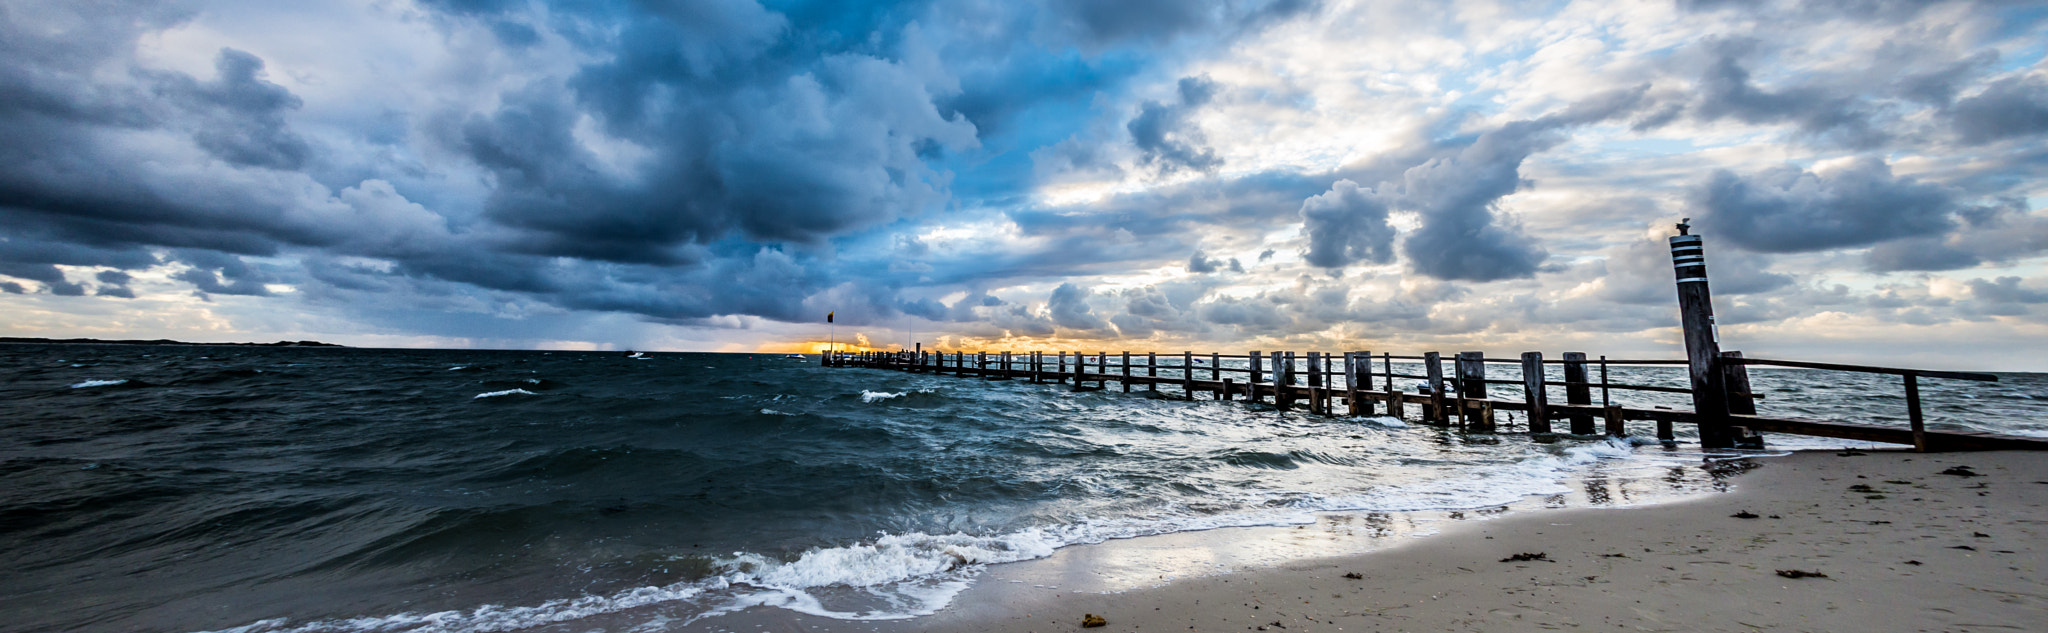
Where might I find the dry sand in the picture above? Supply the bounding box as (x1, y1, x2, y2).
(706, 450, 2047, 633)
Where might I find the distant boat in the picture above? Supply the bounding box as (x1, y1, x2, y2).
(784, 354, 807, 361)
(626, 351, 646, 358)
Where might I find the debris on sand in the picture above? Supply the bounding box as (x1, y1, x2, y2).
(1938, 466, 1983, 477)
(1500, 552, 1548, 563)
(1837, 449, 1866, 456)
(1775, 569, 1828, 579)
(1082, 613, 1107, 628)
(1732, 510, 1760, 519)
(1342, 572, 1363, 579)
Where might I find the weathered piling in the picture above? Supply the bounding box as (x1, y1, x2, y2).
(1182, 351, 1194, 400)
(1562, 352, 1594, 434)
(1455, 352, 1489, 431)
(1522, 351, 1549, 435)
(1424, 352, 1446, 423)
(1670, 224, 1732, 449)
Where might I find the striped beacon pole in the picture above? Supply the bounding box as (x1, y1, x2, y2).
(1669, 219, 1734, 449)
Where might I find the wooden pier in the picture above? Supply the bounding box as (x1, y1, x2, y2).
(825, 348, 2045, 452)
(821, 224, 2048, 453)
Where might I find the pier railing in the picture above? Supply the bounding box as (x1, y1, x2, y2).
(824, 347, 2037, 453)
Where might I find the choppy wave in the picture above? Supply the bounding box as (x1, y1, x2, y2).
(473, 388, 536, 399)
(69, 378, 129, 389)
(5, 344, 2042, 633)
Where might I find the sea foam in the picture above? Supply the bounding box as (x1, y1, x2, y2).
(70, 379, 128, 389)
(473, 389, 536, 399)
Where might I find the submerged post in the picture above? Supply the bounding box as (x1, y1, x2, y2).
(1424, 352, 1446, 424)
(1522, 352, 1549, 435)
(1720, 351, 1762, 449)
(1182, 351, 1194, 400)
(1562, 352, 1594, 434)
(1277, 352, 1296, 410)
(1456, 352, 1489, 432)
(1306, 351, 1323, 414)
(1249, 351, 1264, 402)
(1905, 373, 1927, 453)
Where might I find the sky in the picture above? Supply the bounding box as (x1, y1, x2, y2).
(3, 0, 2047, 369)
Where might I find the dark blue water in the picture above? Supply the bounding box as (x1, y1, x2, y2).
(2, 344, 2040, 633)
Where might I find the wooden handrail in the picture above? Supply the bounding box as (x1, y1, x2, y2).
(1723, 357, 1997, 382)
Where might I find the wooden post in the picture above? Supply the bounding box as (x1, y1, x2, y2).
(1562, 352, 1594, 434)
(1721, 350, 1761, 449)
(1306, 352, 1322, 414)
(1182, 351, 1194, 400)
(1071, 351, 1085, 390)
(1424, 352, 1446, 424)
(1057, 351, 1066, 382)
(1456, 352, 1488, 431)
(1210, 353, 1220, 382)
(1249, 351, 1263, 402)
(1097, 352, 1108, 389)
(1604, 404, 1626, 437)
(1522, 352, 1549, 434)
(1320, 353, 1333, 413)
(977, 351, 987, 376)
(1657, 418, 1674, 442)
(1223, 378, 1234, 401)
(1905, 373, 1927, 453)
(1147, 352, 1158, 392)
(1344, 352, 1361, 416)
(1671, 227, 1732, 449)
(1122, 352, 1132, 393)
(1278, 352, 1296, 411)
(914, 343, 922, 372)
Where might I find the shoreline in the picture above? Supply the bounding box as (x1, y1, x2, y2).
(698, 449, 2045, 633)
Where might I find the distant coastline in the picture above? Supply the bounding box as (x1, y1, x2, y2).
(0, 337, 344, 348)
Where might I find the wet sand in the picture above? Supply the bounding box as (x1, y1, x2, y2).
(706, 450, 2046, 633)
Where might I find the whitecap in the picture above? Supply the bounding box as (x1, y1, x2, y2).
(861, 390, 906, 403)
(473, 389, 537, 399)
(70, 379, 128, 389)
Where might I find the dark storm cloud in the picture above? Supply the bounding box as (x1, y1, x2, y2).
(1298, 179, 1395, 269)
(1949, 75, 2048, 145)
(1047, 0, 1317, 48)
(1693, 157, 1959, 253)
(1687, 43, 1881, 146)
(151, 48, 310, 170)
(172, 249, 273, 296)
(1047, 282, 1109, 331)
(1386, 88, 1649, 282)
(94, 270, 136, 298)
(1128, 75, 1222, 173)
(1863, 197, 2048, 271)
(1968, 276, 2048, 304)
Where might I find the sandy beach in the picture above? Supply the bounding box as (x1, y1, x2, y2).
(710, 449, 2046, 633)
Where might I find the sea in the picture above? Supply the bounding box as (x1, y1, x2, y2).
(3, 344, 2044, 633)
